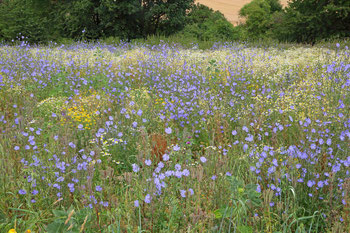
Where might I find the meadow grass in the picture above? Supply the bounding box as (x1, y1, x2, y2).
(0, 41, 349, 232)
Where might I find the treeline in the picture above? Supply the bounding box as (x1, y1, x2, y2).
(0, 0, 349, 44)
(0, 0, 236, 43)
(0, 0, 195, 43)
(239, 0, 350, 43)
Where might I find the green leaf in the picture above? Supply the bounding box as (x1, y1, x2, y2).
(213, 208, 223, 219)
(0, 210, 6, 223)
(237, 225, 253, 233)
(52, 209, 67, 218)
(46, 221, 66, 233)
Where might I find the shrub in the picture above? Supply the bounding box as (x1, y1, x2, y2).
(271, 0, 350, 43)
(178, 4, 238, 41)
(239, 0, 283, 39)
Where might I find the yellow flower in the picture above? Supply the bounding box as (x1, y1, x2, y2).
(8, 229, 17, 233)
(25, 230, 31, 233)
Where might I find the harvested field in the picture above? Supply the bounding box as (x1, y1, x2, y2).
(197, 0, 289, 24)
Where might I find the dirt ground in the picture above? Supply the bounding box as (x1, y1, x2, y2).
(196, 0, 288, 25)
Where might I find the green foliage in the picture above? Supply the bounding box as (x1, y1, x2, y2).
(239, 0, 350, 43)
(142, 0, 194, 36)
(272, 0, 350, 43)
(54, 0, 102, 40)
(0, 0, 53, 43)
(46, 206, 94, 233)
(239, 0, 283, 39)
(0, 0, 195, 42)
(178, 4, 239, 41)
(97, 0, 143, 40)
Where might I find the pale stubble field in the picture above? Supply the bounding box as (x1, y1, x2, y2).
(197, 0, 289, 24)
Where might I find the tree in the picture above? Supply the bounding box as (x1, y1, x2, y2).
(178, 4, 238, 41)
(0, 0, 195, 42)
(276, 0, 350, 43)
(55, 0, 194, 40)
(97, 0, 143, 40)
(140, 0, 194, 36)
(239, 0, 283, 38)
(54, 0, 103, 40)
(0, 0, 52, 43)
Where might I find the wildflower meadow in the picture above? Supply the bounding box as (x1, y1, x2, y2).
(0, 41, 349, 232)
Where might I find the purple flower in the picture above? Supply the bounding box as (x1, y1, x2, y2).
(173, 145, 180, 151)
(256, 184, 261, 193)
(101, 201, 109, 207)
(211, 175, 217, 180)
(268, 166, 276, 174)
(95, 186, 102, 192)
(272, 159, 278, 167)
(188, 188, 194, 196)
(232, 130, 237, 136)
(144, 194, 151, 203)
(157, 162, 164, 169)
(132, 164, 140, 173)
(180, 190, 186, 198)
(162, 154, 169, 161)
(78, 124, 84, 129)
(68, 183, 75, 193)
(182, 169, 190, 176)
(134, 200, 139, 207)
(19, 189, 26, 195)
(165, 127, 172, 134)
(14, 146, 20, 151)
(243, 144, 248, 152)
(175, 164, 181, 170)
(69, 142, 76, 148)
(245, 134, 253, 142)
(200, 156, 207, 163)
(317, 181, 324, 188)
(145, 159, 152, 166)
(307, 180, 314, 187)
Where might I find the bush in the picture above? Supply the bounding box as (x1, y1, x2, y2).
(177, 4, 238, 41)
(271, 0, 350, 43)
(239, 0, 283, 39)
